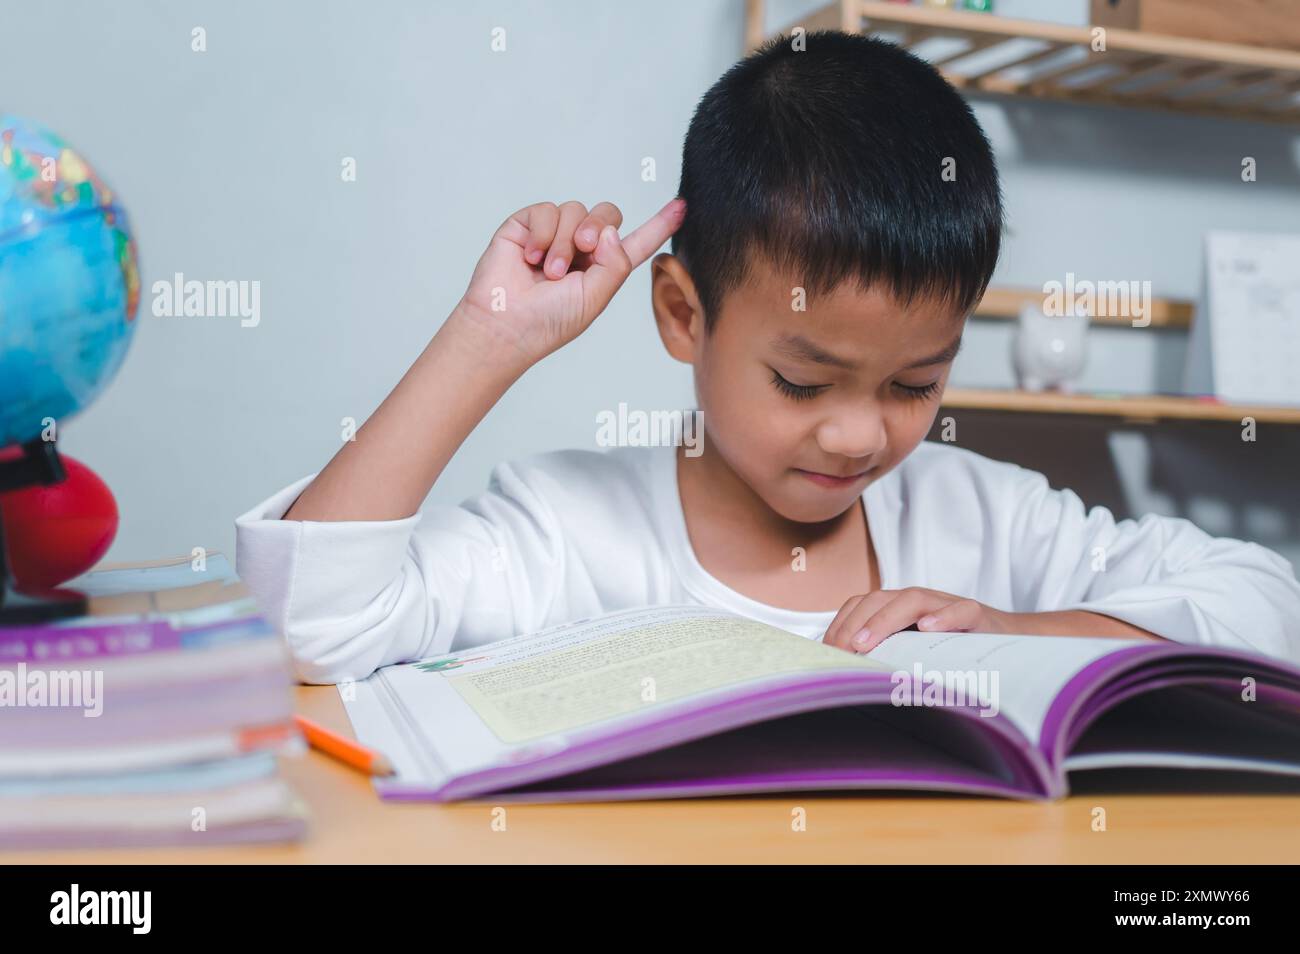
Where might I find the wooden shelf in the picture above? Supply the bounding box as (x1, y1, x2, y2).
(974, 286, 1193, 328)
(941, 388, 1300, 424)
(746, 0, 1300, 125)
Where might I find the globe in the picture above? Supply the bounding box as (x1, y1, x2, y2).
(0, 115, 140, 449)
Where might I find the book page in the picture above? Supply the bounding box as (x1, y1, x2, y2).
(865, 631, 1144, 748)
(348, 605, 889, 783)
(432, 605, 887, 744)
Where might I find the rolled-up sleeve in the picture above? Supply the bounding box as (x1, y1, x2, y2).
(234, 461, 563, 684)
(1006, 467, 1300, 665)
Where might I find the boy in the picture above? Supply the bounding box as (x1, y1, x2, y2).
(236, 32, 1300, 684)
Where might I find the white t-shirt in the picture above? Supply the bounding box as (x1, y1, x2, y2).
(234, 441, 1300, 683)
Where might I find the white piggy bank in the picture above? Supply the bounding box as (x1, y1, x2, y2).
(1011, 303, 1090, 392)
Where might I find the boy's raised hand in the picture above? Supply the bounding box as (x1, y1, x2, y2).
(453, 197, 687, 366)
(284, 197, 684, 526)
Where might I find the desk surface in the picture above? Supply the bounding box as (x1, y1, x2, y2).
(12, 686, 1300, 864)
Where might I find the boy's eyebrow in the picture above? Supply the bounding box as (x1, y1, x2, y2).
(901, 335, 963, 370)
(770, 334, 857, 369)
(771, 333, 963, 371)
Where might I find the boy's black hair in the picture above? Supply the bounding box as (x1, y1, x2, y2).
(672, 31, 1003, 328)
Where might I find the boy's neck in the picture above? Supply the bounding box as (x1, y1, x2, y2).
(675, 440, 856, 548)
(674, 439, 879, 608)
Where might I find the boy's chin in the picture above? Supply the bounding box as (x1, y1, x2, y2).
(762, 479, 864, 525)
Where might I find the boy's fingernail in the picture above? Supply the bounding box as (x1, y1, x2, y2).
(851, 628, 871, 649)
(526, 248, 541, 264)
(551, 258, 567, 275)
(918, 615, 938, 630)
(579, 229, 596, 245)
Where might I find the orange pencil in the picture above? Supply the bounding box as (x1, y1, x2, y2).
(294, 714, 395, 777)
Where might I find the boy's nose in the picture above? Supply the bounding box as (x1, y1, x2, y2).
(815, 408, 887, 460)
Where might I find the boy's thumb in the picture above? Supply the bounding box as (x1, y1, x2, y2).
(600, 225, 632, 271)
(582, 226, 632, 309)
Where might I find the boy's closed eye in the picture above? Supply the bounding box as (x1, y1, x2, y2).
(768, 367, 943, 402)
(765, 330, 961, 404)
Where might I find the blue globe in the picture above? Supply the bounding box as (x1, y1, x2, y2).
(0, 115, 140, 449)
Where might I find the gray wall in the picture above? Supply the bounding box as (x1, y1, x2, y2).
(2, 0, 1298, 571)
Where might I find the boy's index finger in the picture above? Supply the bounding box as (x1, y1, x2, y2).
(619, 198, 687, 269)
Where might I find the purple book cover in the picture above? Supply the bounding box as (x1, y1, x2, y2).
(0, 614, 276, 665)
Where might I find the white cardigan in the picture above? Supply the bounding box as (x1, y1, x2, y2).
(234, 441, 1300, 683)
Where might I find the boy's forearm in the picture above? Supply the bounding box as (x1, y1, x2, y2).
(1004, 610, 1165, 642)
(282, 307, 530, 522)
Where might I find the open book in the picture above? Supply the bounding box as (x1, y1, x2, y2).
(342, 606, 1300, 802)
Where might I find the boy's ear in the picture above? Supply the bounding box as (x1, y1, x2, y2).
(650, 253, 705, 365)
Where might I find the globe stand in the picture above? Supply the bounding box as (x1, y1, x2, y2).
(0, 438, 88, 625)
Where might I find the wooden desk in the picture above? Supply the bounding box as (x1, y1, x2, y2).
(11, 686, 1300, 864)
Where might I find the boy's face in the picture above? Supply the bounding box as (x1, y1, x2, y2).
(660, 259, 964, 525)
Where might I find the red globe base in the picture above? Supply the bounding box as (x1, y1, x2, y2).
(0, 446, 118, 592)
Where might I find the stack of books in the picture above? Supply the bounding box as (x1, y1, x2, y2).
(0, 554, 307, 849)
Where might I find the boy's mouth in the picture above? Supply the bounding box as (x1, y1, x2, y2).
(794, 467, 876, 489)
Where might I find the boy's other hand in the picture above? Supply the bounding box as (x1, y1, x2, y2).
(823, 588, 1165, 653)
(452, 197, 686, 367)
(824, 588, 1014, 654)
